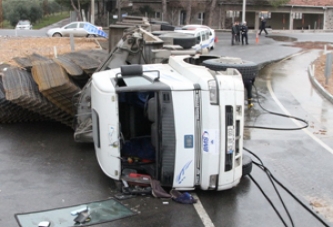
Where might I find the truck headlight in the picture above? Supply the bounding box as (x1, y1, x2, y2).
(209, 174, 217, 189)
(208, 79, 218, 104)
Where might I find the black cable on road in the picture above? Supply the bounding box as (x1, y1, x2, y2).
(248, 174, 289, 227)
(244, 147, 332, 227)
(245, 148, 294, 227)
(245, 84, 309, 131)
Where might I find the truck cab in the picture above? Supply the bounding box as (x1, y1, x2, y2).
(91, 55, 244, 191)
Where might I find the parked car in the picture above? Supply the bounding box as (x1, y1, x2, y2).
(15, 20, 32, 30)
(182, 24, 217, 49)
(46, 21, 106, 38)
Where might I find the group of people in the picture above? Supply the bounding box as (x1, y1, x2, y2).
(231, 21, 248, 45)
(231, 17, 268, 46)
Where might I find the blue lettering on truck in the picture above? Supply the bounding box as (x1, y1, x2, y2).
(202, 131, 209, 152)
(176, 160, 193, 184)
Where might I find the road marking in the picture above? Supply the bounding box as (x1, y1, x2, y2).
(192, 193, 215, 227)
(266, 54, 333, 155)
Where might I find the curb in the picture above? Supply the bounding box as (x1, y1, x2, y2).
(308, 65, 333, 104)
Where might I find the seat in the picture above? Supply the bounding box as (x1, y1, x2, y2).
(147, 97, 158, 149)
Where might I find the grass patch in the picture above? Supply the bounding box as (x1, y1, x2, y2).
(2, 12, 70, 29)
(2, 20, 12, 29)
(33, 12, 70, 29)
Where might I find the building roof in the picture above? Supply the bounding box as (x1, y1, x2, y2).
(289, 0, 333, 6)
(220, 0, 333, 7)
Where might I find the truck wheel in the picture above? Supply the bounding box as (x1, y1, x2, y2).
(196, 54, 220, 65)
(159, 33, 197, 49)
(202, 57, 259, 80)
(242, 154, 253, 177)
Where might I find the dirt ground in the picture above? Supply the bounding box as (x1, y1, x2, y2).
(0, 37, 104, 66)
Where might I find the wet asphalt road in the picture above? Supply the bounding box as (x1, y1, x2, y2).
(1, 32, 333, 227)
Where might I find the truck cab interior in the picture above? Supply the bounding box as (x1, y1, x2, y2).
(115, 65, 176, 186)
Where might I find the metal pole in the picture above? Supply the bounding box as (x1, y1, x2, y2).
(242, 0, 246, 23)
(91, 0, 95, 24)
(0, 0, 3, 28)
(117, 0, 122, 22)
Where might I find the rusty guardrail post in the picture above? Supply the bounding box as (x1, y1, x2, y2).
(325, 52, 332, 85)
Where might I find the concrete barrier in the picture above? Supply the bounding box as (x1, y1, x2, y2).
(308, 64, 333, 104)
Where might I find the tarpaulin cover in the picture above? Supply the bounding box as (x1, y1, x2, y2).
(84, 23, 108, 38)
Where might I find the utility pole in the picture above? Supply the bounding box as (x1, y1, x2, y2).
(242, 0, 246, 23)
(91, 0, 95, 24)
(0, 0, 2, 28)
(117, 0, 122, 22)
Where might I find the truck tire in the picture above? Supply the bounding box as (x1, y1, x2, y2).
(185, 54, 220, 65)
(160, 24, 176, 31)
(242, 154, 253, 177)
(202, 58, 259, 80)
(159, 33, 197, 49)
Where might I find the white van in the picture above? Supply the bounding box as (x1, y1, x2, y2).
(182, 24, 217, 49)
(91, 55, 245, 191)
(174, 28, 213, 52)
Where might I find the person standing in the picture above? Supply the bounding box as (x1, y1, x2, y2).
(231, 22, 238, 45)
(259, 16, 268, 35)
(243, 78, 255, 108)
(235, 21, 240, 43)
(241, 21, 249, 45)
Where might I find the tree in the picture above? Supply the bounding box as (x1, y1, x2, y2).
(29, 4, 43, 23)
(71, 0, 82, 21)
(43, 0, 49, 16)
(3, 1, 43, 26)
(162, 0, 167, 21)
(168, 0, 183, 25)
(207, 0, 217, 27)
(48, 1, 61, 15)
(185, 0, 192, 25)
(139, 5, 155, 18)
(55, 0, 90, 20)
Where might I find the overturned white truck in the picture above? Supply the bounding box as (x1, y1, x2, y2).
(74, 27, 256, 190)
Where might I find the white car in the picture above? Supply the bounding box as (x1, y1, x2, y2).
(46, 21, 106, 38)
(15, 20, 32, 30)
(182, 24, 217, 50)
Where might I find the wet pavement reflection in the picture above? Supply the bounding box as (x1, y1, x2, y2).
(267, 35, 298, 42)
(245, 50, 333, 225)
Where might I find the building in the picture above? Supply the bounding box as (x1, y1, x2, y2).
(125, 0, 333, 30)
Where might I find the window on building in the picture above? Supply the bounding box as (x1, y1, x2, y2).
(198, 12, 205, 20)
(155, 12, 161, 19)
